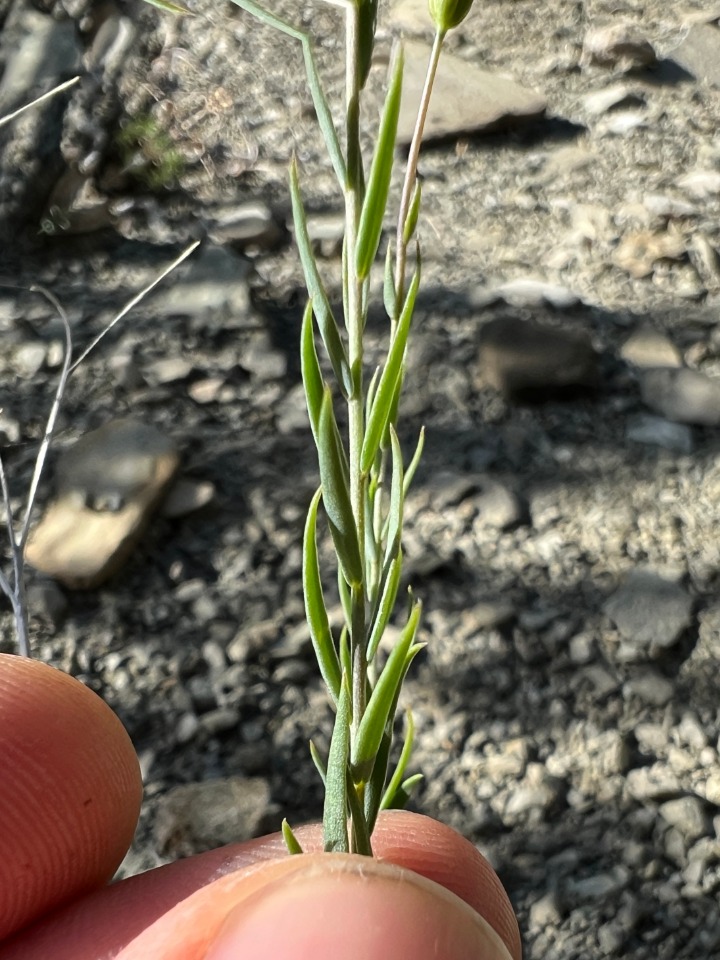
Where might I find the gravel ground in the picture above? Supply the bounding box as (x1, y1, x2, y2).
(3, 0, 720, 957)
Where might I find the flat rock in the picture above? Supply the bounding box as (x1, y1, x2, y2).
(153, 777, 272, 858)
(398, 40, 546, 145)
(603, 570, 693, 659)
(640, 367, 720, 426)
(479, 317, 599, 400)
(669, 23, 720, 89)
(581, 83, 645, 116)
(26, 419, 180, 589)
(659, 797, 710, 844)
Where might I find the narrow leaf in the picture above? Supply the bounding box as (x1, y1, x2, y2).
(310, 740, 327, 785)
(355, 47, 404, 280)
(141, 0, 194, 14)
(290, 162, 351, 395)
(228, 0, 346, 185)
(357, 0, 379, 89)
(347, 769, 373, 856)
(282, 819, 304, 854)
(383, 243, 397, 320)
(387, 773, 424, 809)
(360, 263, 420, 473)
(403, 426, 425, 496)
(338, 571, 352, 627)
(339, 625, 351, 680)
(323, 673, 351, 853)
(402, 178, 422, 245)
(318, 388, 363, 587)
(381, 710, 415, 810)
(383, 426, 404, 567)
(351, 600, 422, 780)
(301, 299, 323, 444)
(367, 552, 402, 663)
(303, 487, 341, 703)
(364, 726, 392, 835)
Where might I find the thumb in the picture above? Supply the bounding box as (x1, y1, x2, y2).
(207, 855, 513, 960)
(117, 854, 513, 960)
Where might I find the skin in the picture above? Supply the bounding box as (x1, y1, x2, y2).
(0, 653, 521, 960)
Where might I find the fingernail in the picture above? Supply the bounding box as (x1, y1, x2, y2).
(206, 856, 511, 960)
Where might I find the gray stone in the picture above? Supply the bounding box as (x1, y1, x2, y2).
(145, 357, 193, 385)
(640, 367, 720, 426)
(153, 777, 272, 857)
(528, 891, 563, 930)
(13, 342, 47, 378)
(604, 570, 693, 658)
(581, 23, 657, 72)
(160, 479, 216, 518)
(479, 317, 600, 400)
(84, 14, 135, 75)
(623, 670, 674, 706)
(582, 83, 644, 116)
(567, 867, 629, 904)
(670, 23, 720, 89)
(676, 169, 720, 199)
(659, 797, 710, 844)
(626, 415, 693, 454)
(152, 245, 251, 318)
(626, 764, 683, 802)
(0, 9, 82, 113)
(398, 40, 546, 145)
(472, 278, 581, 310)
(207, 202, 282, 248)
(26, 579, 67, 629)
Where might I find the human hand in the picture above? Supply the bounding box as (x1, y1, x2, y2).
(0, 653, 521, 959)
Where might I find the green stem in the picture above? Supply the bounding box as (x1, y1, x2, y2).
(393, 28, 445, 327)
(345, 1, 368, 853)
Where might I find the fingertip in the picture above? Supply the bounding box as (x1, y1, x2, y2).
(205, 856, 512, 960)
(0, 654, 142, 941)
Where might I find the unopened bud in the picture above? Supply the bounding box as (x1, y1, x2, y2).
(428, 0, 474, 32)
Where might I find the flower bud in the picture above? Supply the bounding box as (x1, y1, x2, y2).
(428, 0, 474, 32)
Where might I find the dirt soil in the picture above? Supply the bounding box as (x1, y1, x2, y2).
(3, 0, 720, 957)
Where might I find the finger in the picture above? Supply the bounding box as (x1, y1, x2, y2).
(1, 811, 520, 960)
(0, 654, 142, 942)
(129, 854, 514, 960)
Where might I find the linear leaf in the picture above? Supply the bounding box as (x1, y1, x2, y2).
(347, 769, 373, 855)
(402, 178, 422, 245)
(301, 299, 323, 444)
(290, 161, 351, 396)
(367, 552, 402, 663)
(355, 47, 404, 280)
(282, 819, 304, 854)
(364, 725, 392, 835)
(339, 624, 351, 680)
(303, 487, 341, 702)
(360, 263, 420, 473)
(386, 773, 424, 809)
(380, 710, 415, 810)
(318, 388, 363, 586)
(228, 0, 345, 185)
(323, 673, 351, 853)
(383, 426, 404, 567)
(383, 243, 396, 320)
(351, 600, 422, 780)
(403, 426, 425, 496)
(358, 0, 379, 89)
(310, 739, 327, 785)
(140, 0, 194, 14)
